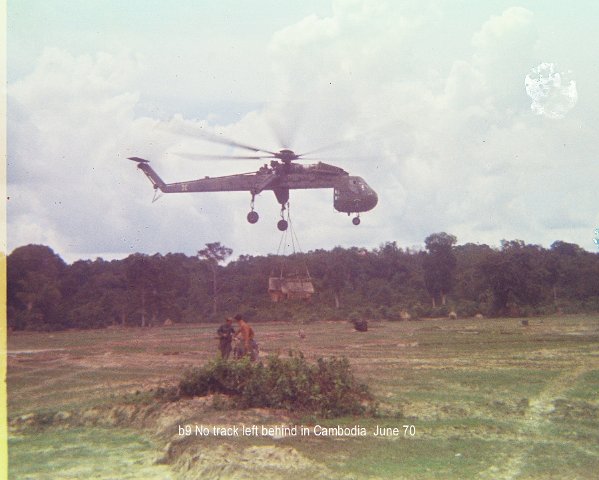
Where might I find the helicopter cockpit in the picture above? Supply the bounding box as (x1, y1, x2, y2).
(333, 176, 378, 224)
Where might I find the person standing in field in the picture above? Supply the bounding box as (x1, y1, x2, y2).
(216, 317, 235, 360)
(234, 314, 255, 358)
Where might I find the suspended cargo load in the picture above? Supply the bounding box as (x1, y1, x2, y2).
(268, 273, 315, 302)
(268, 206, 315, 302)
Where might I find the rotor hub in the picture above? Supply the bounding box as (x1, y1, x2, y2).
(276, 149, 299, 163)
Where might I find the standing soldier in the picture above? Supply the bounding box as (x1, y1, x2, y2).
(234, 314, 255, 359)
(216, 317, 235, 360)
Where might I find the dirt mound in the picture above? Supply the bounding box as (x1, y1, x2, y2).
(10, 397, 328, 479)
(171, 443, 334, 480)
(9, 395, 216, 433)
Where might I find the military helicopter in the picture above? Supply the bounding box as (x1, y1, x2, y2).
(128, 133, 378, 231)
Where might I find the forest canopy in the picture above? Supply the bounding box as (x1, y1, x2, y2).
(7, 235, 599, 331)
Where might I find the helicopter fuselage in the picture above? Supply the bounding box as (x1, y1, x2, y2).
(133, 159, 378, 215)
(129, 155, 377, 231)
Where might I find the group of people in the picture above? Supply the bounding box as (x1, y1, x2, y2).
(216, 314, 258, 360)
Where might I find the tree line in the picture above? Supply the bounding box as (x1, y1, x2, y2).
(7, 234, 599, 331)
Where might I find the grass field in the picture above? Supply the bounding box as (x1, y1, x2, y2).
(7, 314, 599, 479)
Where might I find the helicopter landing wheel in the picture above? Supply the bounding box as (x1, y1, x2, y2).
(277, 219, 289, 231)
(352, 216, 361, 226)
(247, 211, 259, 224)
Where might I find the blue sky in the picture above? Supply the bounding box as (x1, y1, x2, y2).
(7, 1, 599, 261)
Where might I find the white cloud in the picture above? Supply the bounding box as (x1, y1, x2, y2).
(8, 49, 152, 256)
(472, 7, 537, 109)
(7, 2, 599, 261)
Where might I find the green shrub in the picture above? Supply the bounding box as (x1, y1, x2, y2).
(455, 300, 480, 317)
(179, 358, 254, 397)
(430, 305, 450, 317)
(177, 353, 375, 418)
(411, 302, 429, 319)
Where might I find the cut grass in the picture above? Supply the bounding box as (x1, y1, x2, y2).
(7, 314, 599, 479)
(9, 428, 172, 480)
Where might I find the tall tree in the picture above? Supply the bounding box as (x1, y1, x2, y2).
(480, 240, 548, 315)
(198, 242, 233, 317)
(7, 245, 66, 330)
(423, 232, 457, 307)
(124, 253, 163, 327)
(322, 247, 349, 309)
(453, 243, 494, 304)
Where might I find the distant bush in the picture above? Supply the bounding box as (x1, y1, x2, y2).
(351, 319, 369, 331)
(410, 302, 429, 319)
(430, 305, 450, 318)
(178, 353, 375, 418)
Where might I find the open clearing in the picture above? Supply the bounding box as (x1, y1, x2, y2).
(7, 315, 599, 479)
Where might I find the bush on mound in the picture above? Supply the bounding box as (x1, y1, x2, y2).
(178, 353, 375, 418)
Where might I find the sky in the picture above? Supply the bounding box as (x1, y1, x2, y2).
(6, 0, 599, 263)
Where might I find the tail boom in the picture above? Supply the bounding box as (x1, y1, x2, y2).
(128, 157, 167, 191)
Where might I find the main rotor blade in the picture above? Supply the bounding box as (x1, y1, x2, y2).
(163, 122, 279, 156)
(174, 152, 274, 161)
(298, 139, 350, 157)
(198, 132, 279, 156)
(293, 156, 356, 164)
